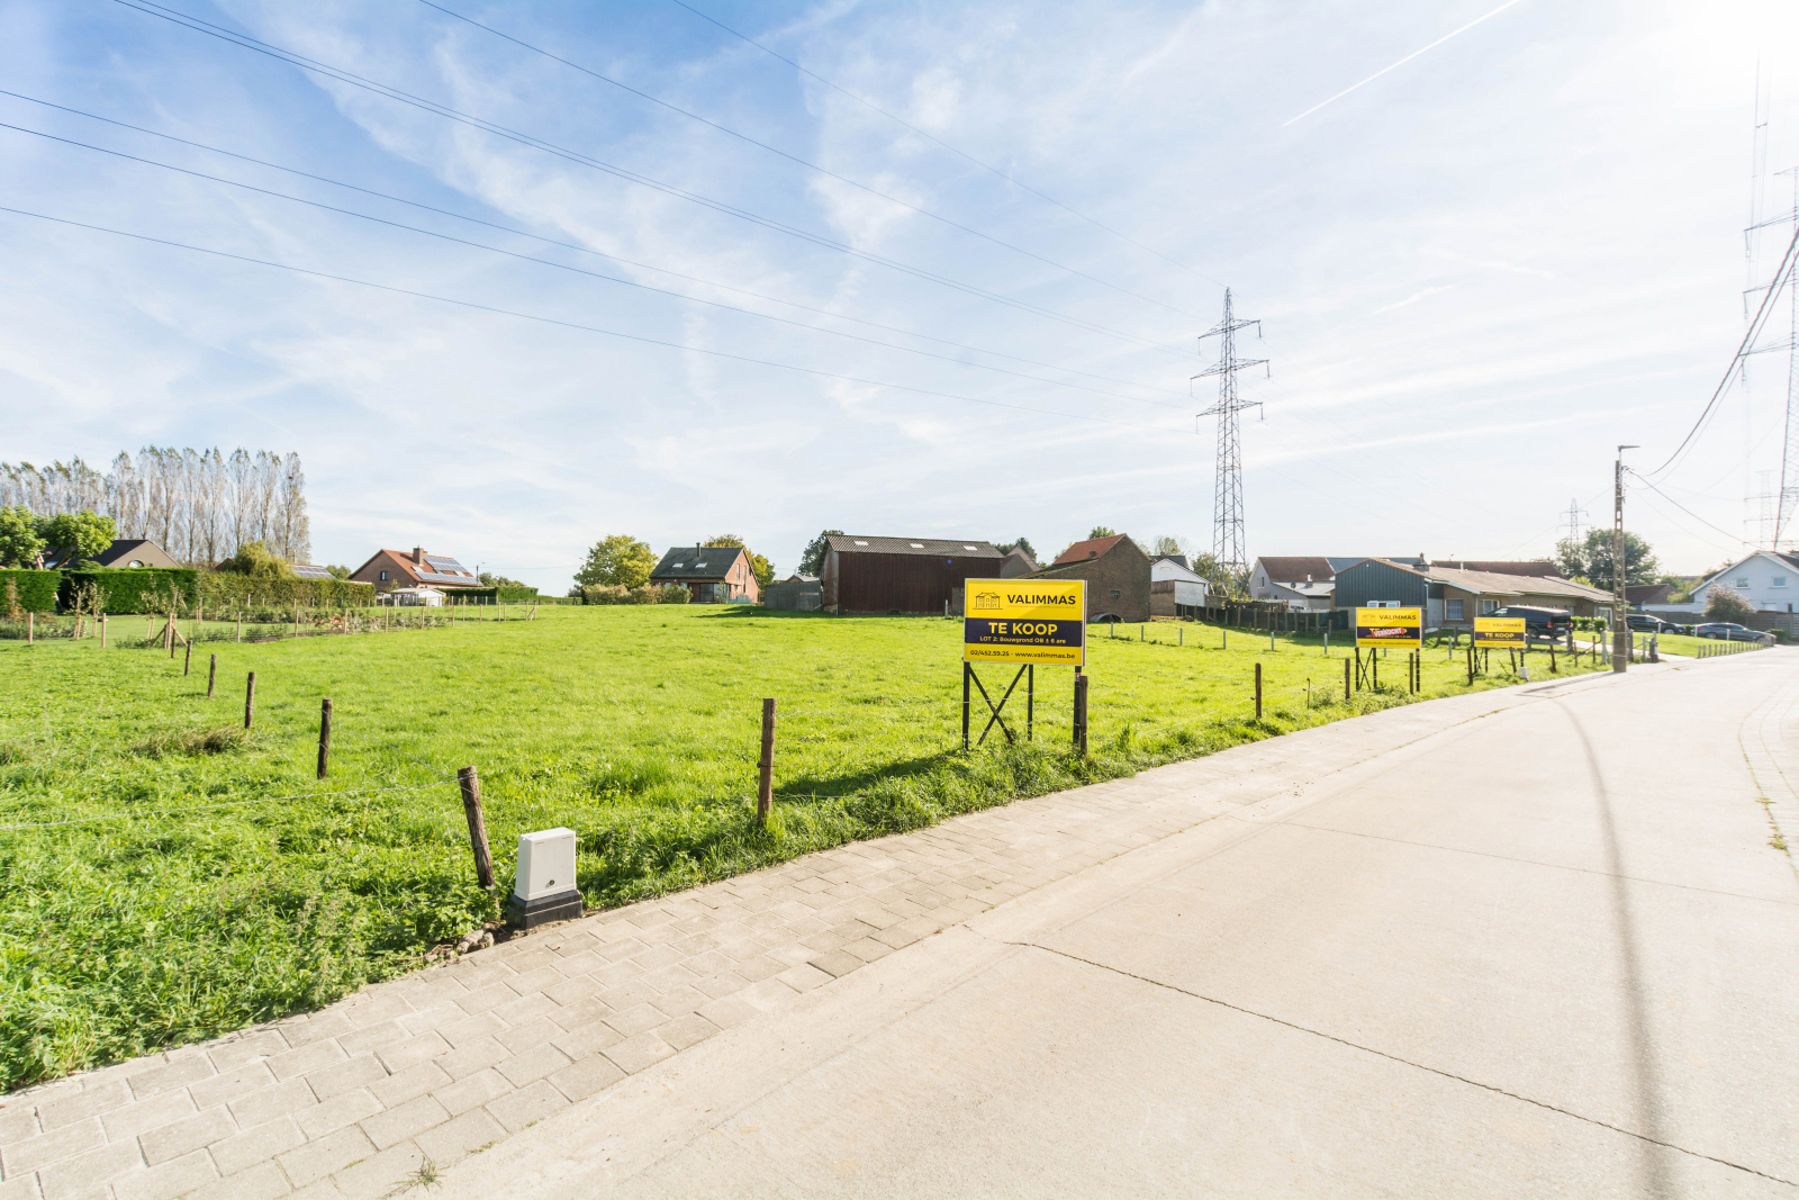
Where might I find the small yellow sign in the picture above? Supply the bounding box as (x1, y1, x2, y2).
(1473, 616, 1526, 648)
(1355, 606, 1422, 649)
(963, 578, 1087, 666)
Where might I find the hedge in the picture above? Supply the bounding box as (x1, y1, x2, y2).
(59, 568, 198, 614)
(197, 573, 376, 610)
(0, 569, 60, 613)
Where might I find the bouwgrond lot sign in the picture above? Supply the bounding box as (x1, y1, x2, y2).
(1354, 606, 1422, 649)
(963, 578, 1086, 666)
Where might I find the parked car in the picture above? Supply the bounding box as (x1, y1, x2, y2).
(1626, 613, 1679, 634)
(1693, 622, 1771, 643)
(1488, 605, 1573, 643)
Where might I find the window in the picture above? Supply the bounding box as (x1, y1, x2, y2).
(1736, 577, 1751, 588)
(1773, 575, 1788, 589)
(1478, 599, 1498, 615)
(1109, 588, 1121, 600)
(1446, 599, 1465, 621)
(378, 569, 388, 581)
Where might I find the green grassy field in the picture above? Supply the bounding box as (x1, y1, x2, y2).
(0, 606, 1603, 1090)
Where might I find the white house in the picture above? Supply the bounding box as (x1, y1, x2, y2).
(1689, 551, 1799, 614)
(1150, 556, 1209, 607)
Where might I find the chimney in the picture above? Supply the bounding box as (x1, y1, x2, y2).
(412, 547, 425, 565)
(1305, 574, 1313, 584)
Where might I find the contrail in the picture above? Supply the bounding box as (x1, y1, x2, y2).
(1282, 0, 1526, 128)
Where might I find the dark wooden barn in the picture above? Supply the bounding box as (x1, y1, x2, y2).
(820, 535, 1004, 615)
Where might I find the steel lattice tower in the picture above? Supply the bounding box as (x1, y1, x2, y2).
(1745, 166, 1799, 549)
(1194, 289, 1268, 581)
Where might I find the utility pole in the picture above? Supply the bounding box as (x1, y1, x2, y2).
(1194, 288, 1269, 583)
(1613, 445, 1638, 674)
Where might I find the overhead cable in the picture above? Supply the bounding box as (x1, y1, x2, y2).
(416, 0, 1193, 317)
(0, 204, 1180, 433)
(659, 0, 1205, 279)
(1646, 223, 1799, 479)
(112, 0, 1192, 359)
(0, 89, 1176, 399)
(0, 119, 1183, 410)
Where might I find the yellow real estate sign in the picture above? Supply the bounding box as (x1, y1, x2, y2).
(963, 578, 1087, 666)
(1354, 606, 1422, 649)
(1473, 616, 1526, 648)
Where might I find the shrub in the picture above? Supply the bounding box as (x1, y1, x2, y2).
(655, 584, 691, 604)
(1705, 588, 1756, 622)
(625, 585, 660, 605)
(59, 568, 198, 614)
(580, 584, 629, 605)
(0, 569, 59, 613)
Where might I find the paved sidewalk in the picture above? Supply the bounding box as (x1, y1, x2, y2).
(0, 669, 1690, 1200)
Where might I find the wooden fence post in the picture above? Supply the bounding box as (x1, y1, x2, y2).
(183, 638, 192, 676)
(757, 698, 776, 828)
(244, 672, 256, 730)
(236, 613, 243, 642)
(1073, 672, 1089, 755)
(1254, 662, 1263, 720)
(207, 653, 217, 698)
(317, 698, 332, 780)
(1344, 656, 1351, 701)
(26, 611, 32, 644)
(458, 766, 495, 890)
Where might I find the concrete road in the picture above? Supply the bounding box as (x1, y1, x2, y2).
(441, 655, 1799, 1199)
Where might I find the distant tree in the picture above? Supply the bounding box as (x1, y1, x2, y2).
(1705, 587, 1755, 622)
(479, 571, 527, 587)
(216, 540, 294, 578)
(1150, 535, 1184, 558)
(0, 505, 45, 567)
(798, 529, 844, 577)
(1556, 530, 1658, 588)
(704, 534, 773, 590)
(38, 510, 116, 564)
(325, 564, 352, 580)
(1088, 526, 1118, 540)
(1658, 572, 1695, 603)
(576, 535, 655, 590)
(0, 448, 309, 564)
(1189, 551, 1240, 598)
(994, 536, 1037, 561)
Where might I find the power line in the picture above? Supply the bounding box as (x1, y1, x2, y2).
(0, 89, 1176, 400)
(0, 118, 1184, 411)
(1627, 469, 1753, 548)
(0, 203, 1182, 434)
(114, 0, 1192, 359)
(659, 0, 1204, 280)
(415, 0, 1192, 318)
(1646, 221, 1799, 479)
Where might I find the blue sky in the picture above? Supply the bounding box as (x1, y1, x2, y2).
(3, 0, 1797, 589)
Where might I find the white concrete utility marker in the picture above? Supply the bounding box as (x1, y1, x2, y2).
(507, 827, 583, 929)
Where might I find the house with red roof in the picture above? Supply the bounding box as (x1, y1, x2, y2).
(1030, 534, 1152, 622)
(350, 547, 483, 595)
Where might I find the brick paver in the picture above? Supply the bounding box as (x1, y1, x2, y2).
(0, 687, 1525, 1198)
